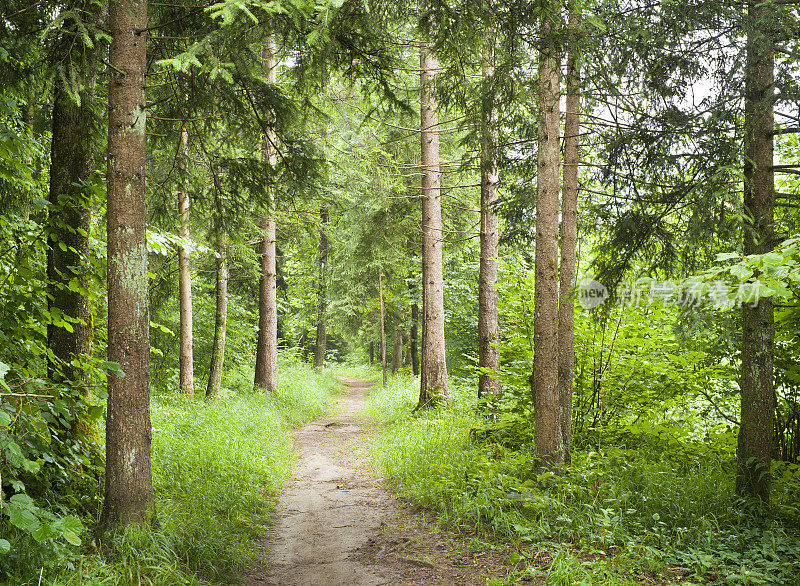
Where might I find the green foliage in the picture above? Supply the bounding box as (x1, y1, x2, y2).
(2, 355, 337, 584)
(369, 377, 800, 584)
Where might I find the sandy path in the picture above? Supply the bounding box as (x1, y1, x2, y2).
(242, 377, 397, 585)
(242, 377, 517, 586)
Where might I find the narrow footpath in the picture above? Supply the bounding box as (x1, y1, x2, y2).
(241, 377, 518, 586)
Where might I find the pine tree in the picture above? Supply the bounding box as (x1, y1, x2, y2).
(737, 0, 776, 500)
(558, 0, 581, 464)
(47, 0, 106, 389)
(177, 125, 194, 397)
(532, 1, 564, 464)
(477, 6, 501, 402)
(418, 35, 449, 407)
(254, 36, 279, 394)
(101, 0, 154, 530)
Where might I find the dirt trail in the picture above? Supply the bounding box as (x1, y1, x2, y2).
(242, 377, 517, 586)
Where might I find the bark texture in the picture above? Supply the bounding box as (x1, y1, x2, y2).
(418, 41, 449, 407)
(532, 11, 564, 465)
(177, 126, 194, 396)
(315, 206, 328, 368)
(254, 37, 279, 393)
(738, 1, 776, 500)
(206, 233, 228, 399)
(558, 2, 580, 465)
(102, 0, 153, 530)
(47, 0, 106, 384)
(478, 30, 501, 402)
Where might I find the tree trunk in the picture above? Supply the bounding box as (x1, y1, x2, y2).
(478, 24, 501, 402)
(315, 206, 328, 368)
(420, 236, 428, 393)
(379, 267, 387, 387)
(408, 272, 419, 376)
(369, 340, 374, 366)
(177, 126, 193, 397)
(206, 232, 228, 400)
(101, 0, 153, 531)
(393, 329, 403, 374)
(532, 9, 564, 465)
(418, 40, 449, 407)
(738, 1, 776, 500)
(254, 36, 278, 393)
(47, 0, 106, 387)
(558, 1, 580, 465)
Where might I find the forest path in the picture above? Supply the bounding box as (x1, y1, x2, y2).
(240, 376, 516, 586)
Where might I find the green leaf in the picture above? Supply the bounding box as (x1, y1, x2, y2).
(9, 493, 34, 507)
(31, 523, 55, 542)
(8, 505, 40, 533)
(0, 539, 10, 554)
(730, 265, 753, 280)
(100, 360, 125, 378)
(21, 459, 41, 474)
(0, 360, 10, 391)
(0, 411, 11, 427)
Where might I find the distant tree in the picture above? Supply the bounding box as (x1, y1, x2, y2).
(47, 0, 106, 389)
(392, 328, 403, 374)
(177, 126, 194, 396)
(477, 5, 501, 402)
(379, 266, 387, 386)
(206, 230, 228, 399)
(315, 205, 329, 368)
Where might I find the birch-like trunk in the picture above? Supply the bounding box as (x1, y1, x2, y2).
(532, 8, 564, 465)
(418, 40, 449, 407)
(558, 2, 580, 464)
(102, 0, 153, 530)
(254, 36, 279, 393)
(177, 126, 194, 396)
(738, 1, 776, 500)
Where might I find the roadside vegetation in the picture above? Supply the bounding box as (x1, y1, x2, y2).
(1, 355, 337, 585)
(368, 372, 800, 584)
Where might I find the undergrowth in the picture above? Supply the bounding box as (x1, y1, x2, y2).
(3, 356, 337, 585)
(368, 376, 800, 585)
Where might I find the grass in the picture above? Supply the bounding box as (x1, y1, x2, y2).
(367, 375, 800, 585)
(6, 356, 339, 586)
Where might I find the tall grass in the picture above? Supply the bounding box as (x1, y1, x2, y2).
(368, 376, 800, 584)
(33, 357, 339, 586)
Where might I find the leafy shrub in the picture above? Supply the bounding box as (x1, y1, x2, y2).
(369, 376, 800, 584)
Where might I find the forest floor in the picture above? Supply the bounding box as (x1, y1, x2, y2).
(240, 377, 525, 586)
